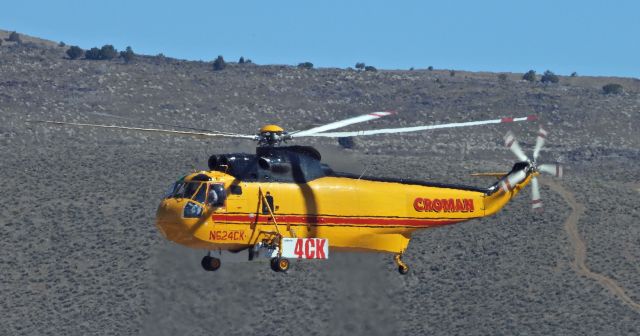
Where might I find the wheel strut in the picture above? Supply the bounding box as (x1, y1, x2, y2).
(394, 254, 409, 275)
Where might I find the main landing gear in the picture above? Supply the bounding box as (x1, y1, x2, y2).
(394, 254, 409, 275)
(201, 255, 221, 272)
(200, 248, 290, 273)
(270, 257, 290, 273)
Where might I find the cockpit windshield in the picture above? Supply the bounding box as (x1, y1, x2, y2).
(192, 183, 207, 203)
(166, 181, 203, 199)
(164, 181, 182, 198)
(164, 181, 225, 206)
(183, 182, 201, 200)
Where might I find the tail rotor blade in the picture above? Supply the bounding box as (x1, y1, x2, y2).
(533, 127, 547, 161)
(504, 131, 529, 162)
(538, 163, 563, 178)
(531, 176, 543, 210)
(500, 170, 527, 192)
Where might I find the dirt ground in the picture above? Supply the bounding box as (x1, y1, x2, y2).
(1, 33, 639, 335)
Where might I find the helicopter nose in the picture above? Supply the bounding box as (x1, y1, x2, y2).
(155, 198, 193, 243)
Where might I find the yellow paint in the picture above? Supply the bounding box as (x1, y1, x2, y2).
(259, 124, 284, 133)
(156, 170, 534, 255)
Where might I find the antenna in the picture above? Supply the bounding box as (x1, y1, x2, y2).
(358, 163, 370, 180)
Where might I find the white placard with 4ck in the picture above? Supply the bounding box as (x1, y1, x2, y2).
(281, 238, 329, 259)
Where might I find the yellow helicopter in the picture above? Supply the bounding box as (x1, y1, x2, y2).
(32, 112, 562, 274)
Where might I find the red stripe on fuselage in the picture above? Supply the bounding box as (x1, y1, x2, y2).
(212, 213, 466, 228)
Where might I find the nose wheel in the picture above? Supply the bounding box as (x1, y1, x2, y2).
(394, 254, 409, 275)
(201, 255, 221, 271)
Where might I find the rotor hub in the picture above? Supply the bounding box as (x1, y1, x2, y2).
(257, 124, 291, 147)
(259, 124, 284, 133)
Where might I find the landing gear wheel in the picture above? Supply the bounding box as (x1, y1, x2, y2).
(270, 257, 290, 272)
(270, 257, 279, 272)
(201, 256, 221, 271)
(393, 254, 409, 275)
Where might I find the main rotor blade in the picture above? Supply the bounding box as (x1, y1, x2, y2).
(291, 111, 395, 137)
(303, 115, 537, 137)
(531, 176, 543, 210)
(88, 111, 232, 134)
(27, 120, 257, 139)
(533, 127, 547, 161)
(504, 131, 530, 162)
(538, 163, 563, 178)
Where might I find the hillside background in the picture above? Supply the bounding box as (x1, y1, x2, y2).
(1, 30, 639, 336)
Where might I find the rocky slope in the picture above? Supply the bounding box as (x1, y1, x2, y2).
(1, 31, 639, 335)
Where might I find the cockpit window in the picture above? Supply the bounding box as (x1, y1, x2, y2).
(193, 184, 207, 203)
(164, 181, 184, 198)
(165, 181, 201, 199)
(165, 181, 225, 206)
(208, 184, 226, 206)
(183, 182, 200, 199)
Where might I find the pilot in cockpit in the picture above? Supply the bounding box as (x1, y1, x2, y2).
(208, 184, 226, 206)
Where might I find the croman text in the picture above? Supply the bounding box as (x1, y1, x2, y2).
(413, 198, 474, 212)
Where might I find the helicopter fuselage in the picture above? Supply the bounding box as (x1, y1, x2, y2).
(155, 146, 532, 255)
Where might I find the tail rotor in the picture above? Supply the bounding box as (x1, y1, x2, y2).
(532, 127, 547, 161)
(504, 131, 529, 162)
(530, 175, 543, 210)
(538, 163, 563, 178)
(501, 127, 563, 211)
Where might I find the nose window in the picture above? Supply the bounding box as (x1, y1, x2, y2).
(183, 201, 203, 218)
